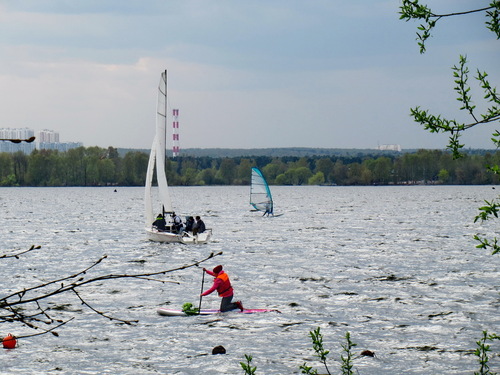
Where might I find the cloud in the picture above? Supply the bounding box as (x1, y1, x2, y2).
(0, 0, 498, 151)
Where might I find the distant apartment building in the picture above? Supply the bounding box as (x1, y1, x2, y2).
(0, 128, 36, 153)
(38, 129, 60, 143)
(0, 128, 82, 153)
(377, 144, 402, 152)
(36, 129, 82, 151)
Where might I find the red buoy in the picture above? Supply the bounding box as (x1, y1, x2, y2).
(2, 334, 17, 349)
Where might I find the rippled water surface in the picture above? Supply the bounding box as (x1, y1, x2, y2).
(1, 185, 499, 374)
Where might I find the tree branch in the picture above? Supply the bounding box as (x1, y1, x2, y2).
(400, 1, 500, 53)
(0, 245, 41, 259)
(1, 247, 223, 337)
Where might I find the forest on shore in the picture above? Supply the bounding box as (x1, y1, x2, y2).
(0, 146, 499, 187)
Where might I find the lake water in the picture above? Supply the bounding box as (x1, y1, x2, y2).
(1, 185, 499, 374)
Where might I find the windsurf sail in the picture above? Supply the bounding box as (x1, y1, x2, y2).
(250, 167, 273, 214)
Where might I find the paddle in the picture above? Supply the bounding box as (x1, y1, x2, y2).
(198, 269, 205, 315)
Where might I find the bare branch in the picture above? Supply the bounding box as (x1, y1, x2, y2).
(72, 289, 137, 325)
(0, 245, 41, 259)
(1, 246, 223, 337)
(13, 318, 75, 340)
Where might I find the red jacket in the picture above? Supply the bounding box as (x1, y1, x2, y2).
(202, 270, 234, 297)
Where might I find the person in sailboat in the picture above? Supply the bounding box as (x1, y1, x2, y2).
(171, 212, 183, 233)
(152, 213, 167, 231)
(184, 216, 195, 232)
(201, 265, 244, 312)
(192, 216, 206, 235)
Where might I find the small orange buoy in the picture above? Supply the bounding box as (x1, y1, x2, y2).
(2, 334, 17, 349)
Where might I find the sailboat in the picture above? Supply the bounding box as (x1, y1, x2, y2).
(250, 167, 281, 217)
(144, 70, 212, 244)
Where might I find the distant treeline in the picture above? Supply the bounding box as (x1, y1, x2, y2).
(0, 146, 499, 187)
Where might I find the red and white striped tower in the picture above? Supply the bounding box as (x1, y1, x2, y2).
(172, 108, 180, 157)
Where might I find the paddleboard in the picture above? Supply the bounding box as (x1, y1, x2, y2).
(157, 307, 279, 317)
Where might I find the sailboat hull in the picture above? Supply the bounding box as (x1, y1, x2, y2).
(146, 227, 212, 244)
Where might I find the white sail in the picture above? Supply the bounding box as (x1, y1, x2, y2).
(144, 136, 157, 227)
(156, 71, 172, 213)
(145, 71, 173, 228)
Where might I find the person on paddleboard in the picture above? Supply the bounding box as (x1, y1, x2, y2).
(201, 265, 244, 312)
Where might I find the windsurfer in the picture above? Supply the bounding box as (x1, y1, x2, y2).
(263, 203, 273, 216)
(201, 265, 244, 312)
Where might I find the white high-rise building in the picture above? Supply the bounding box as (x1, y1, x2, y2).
(37, 129, 60, 143)
(0, 128, 81, 153)
(377, 144, 402, 152)
(0, 128, 35, 153)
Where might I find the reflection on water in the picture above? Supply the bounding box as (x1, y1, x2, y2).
(1, 185, 499, 374)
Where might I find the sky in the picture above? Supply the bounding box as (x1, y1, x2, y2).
(0, 0, 498, 151)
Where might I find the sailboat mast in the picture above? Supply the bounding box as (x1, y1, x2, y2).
(164, 69, 168, 161)
(163, 69, 167, 216)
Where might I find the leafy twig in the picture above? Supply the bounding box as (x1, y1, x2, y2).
(240, 354, 257, 375)
(474, 330, 500, 375)
(300, 327, 332, 375)
(341, 332, 357, 375)
(400, 0, 500, 53)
